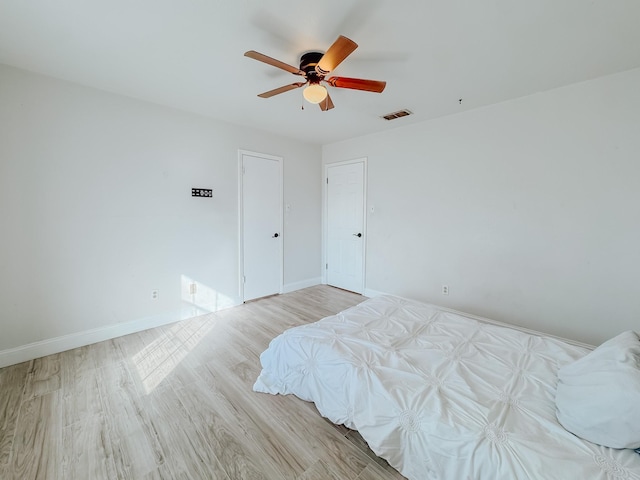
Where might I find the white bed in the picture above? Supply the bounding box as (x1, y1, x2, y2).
(254, 295, 640, 480)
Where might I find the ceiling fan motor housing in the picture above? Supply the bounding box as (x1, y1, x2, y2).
(300, 51, 324, 83)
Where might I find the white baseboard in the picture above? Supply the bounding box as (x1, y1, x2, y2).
(0, 304, 237, 368)
(0, 280, 321, 368)
(361, 289, 593, 349)
(282, 277, 322, 294)
(363, 287, 389, 298)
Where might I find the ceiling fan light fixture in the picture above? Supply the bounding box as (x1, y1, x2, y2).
(303, 84, 328, 104)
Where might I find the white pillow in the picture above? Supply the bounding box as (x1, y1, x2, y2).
(555, 330, 640, 449)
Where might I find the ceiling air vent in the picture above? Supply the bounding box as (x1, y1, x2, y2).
(381, 109, 412, 121)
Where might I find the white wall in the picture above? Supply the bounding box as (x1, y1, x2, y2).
(323, 68, 640, 345)
(0, 64, 322, 362)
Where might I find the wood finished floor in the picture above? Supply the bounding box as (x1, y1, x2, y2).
(0, 286, 406, 480)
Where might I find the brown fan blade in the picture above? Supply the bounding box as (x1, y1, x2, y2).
(326, 77, 386, 93)
(315, 36, 358, 75)
(318, 93, 335, 111)
(244, 51, 305, 76)
(258, 82, 306, 98)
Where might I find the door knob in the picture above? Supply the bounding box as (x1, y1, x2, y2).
(353, 233, 362, 238)
(272, 233, 279, 238)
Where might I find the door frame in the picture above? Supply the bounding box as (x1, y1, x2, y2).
(238, 149, 284, 302)
(322, 157, 367, 293)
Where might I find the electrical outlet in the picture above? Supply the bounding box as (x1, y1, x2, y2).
(189, 283, 197, 295)
(151, 289, 159, 300)
(442, 285, 449, 295)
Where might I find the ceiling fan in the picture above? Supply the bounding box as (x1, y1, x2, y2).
(244, 35, 386, 111)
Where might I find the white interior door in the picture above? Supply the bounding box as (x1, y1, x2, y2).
(326, 161, 365, 293)
(241, 153, 282, 301)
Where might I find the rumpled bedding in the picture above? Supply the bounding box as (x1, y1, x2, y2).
(254, 295, 640, 479)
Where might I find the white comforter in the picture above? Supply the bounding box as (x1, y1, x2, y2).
(254, 295, 640, 480)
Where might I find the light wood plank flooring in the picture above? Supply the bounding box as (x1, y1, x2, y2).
(0, 286, 406, 480)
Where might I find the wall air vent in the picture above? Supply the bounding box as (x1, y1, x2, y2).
(381, 109, 412, 121)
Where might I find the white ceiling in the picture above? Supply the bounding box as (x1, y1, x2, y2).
(1, 0, 639, 145)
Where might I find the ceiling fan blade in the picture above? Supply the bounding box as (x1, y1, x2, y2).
(258, 82, 306, 98)
(315, 35, 358, 75)
(326, 77, 386, 93)
(318, 93, 335, 111)
(244, 50, 305, 76)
